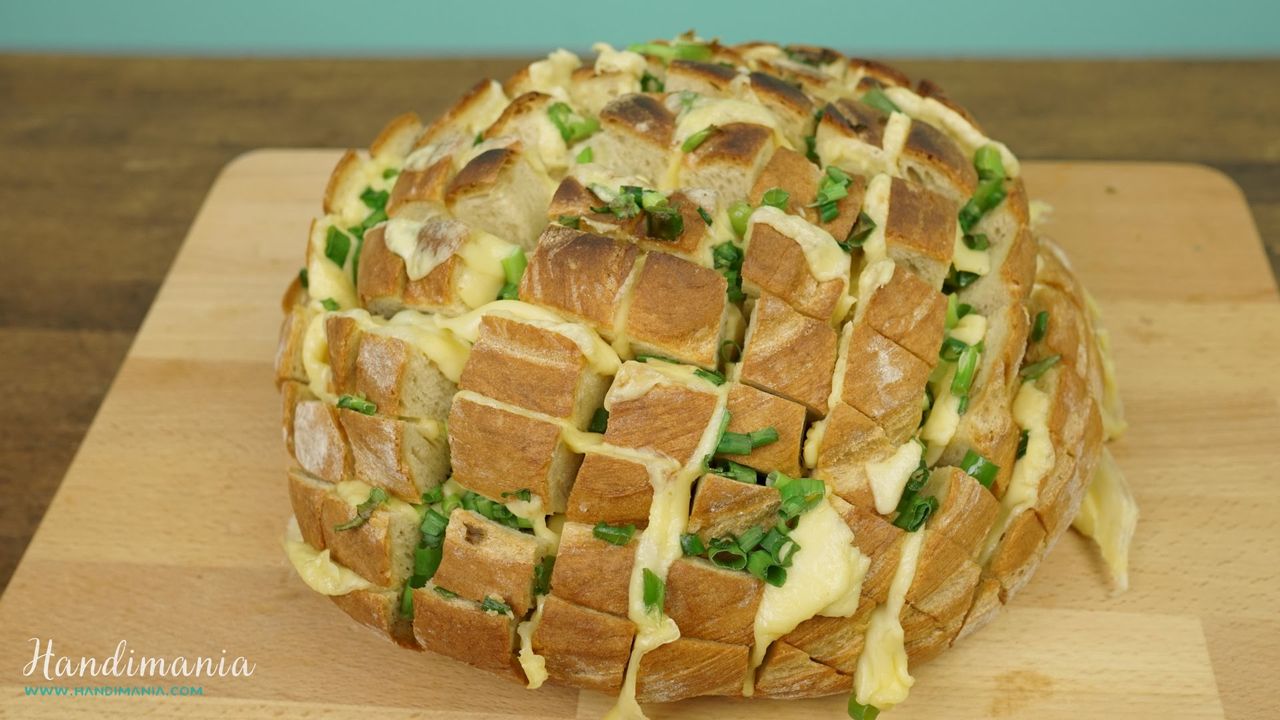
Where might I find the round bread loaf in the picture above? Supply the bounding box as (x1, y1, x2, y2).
(275, 35, 1131, 716)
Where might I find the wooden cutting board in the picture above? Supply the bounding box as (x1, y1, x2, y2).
(1, 151, 1277, 720)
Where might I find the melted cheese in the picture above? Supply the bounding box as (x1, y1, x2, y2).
(306, 222, 358, 310)
(454, 232, 517, 309)
(950, 312, 988, 347)
(867, 441, 924, 515)
(1084, 291, 1128, 440)
(282, 518, 375, 596)
(674, 97, 789, 149)
(814, 113, 909, 179)
(857, 174, 894, 264)
(382, 216, 515, 309)
(525, 49, 581, 96)
(434, 300, 622, 376)
(919, 312, 987, 463)
(382, 217, 464, 281)
(592, 43, 647, 78)
(1073, 447, 1138, 593)
(853, 529, 924, 709)
(506, 495, 560, 553)
(749, 493, 869, 677)
(979, 381, 1054, 563)
(302, 312, 336, 403)
(951, 227, 991, 276)
(882, 86, 1021, 178)
(516, 595, 549, 689)
(853, 259, 895, 326)
(748, 205, 851, 285)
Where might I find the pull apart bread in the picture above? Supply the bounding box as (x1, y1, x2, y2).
(275, 35, 1139, 718)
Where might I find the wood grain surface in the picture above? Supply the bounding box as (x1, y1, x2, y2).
(0, 151, 1276, 719)
(3, 56, 1278, 600)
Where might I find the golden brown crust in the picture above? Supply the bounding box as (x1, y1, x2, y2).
(548, 522, 636, 617)
(858, 262, 947, 366)
(741, 213, 848, 323)
(623, 252, 728, 368)
(718, 382, 806, 475)
(664, 557, 764, 645)
(330, 589, 418, 649)
(532, 595, 635, 692)
(884, 176, 959, 288)
(687, 473, 781, 543)
(635, 638, 748, 703)
(565, 450, 654, 528)
(431, 509, 542, 616)
(339, 408, 448, 502)
(519, 225, 639, 331)
(602, 362, 720, 466)
(753, 641, 852, 699)
(739, 294, 837, 416)
(412, 586, 524, 682)
(838, 321, 930, 445)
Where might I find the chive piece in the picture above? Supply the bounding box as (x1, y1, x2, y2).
(1016, 429, 1030, 459)
(939, 336, 968, 363)
(763, 564, 787, 587)
(360, 187, 389, 211)
(399, 583, 414, 617)
(502, 248, 527, 286)
(1031, 310, 1050, 342)
(716, 431, 753, 456)
(677, 90, 698, 111)
(628, 41, 712, 63)
(972, 177, 1007, 213)
(546, 102, 600, 143)
(963, 233, 990, 251)
(473, 133, 484, 146)
(337, 394, 377, 415)
(333, 487, 389, 531)
(575, 146, 594, 164)
(593, 522, 637, 546)
(440, 493, 461, 516)
(1020, 354, 1061, 380)
(893, 494, 937, 531)
(419, 508, 449, 538)
(647, 205, 684, 240)
(804, 134, 819, 163)
(708, 538, 748, 570)
(958, 302, 973, 319)
(640, 70, 664, 92)
(961, 449, 1000, 488)
(958, 199, 983, 233)
(974, 144, 1006, 181)
(728, 200, 753, 238)
(480, 596, 512, 616)
(320, 297, 340, 312)
(588, 407, 609, 433)
(497, 282, 518, 301)
(694, 368, 726, 386)
(712, 240, 745, 302)
(420, 486, 444, 505)
(681, 533, 706, 557)
(298, 267, 309, 289)
(710, 459, 758, 484)
(861, 88, 900, 114)
(501, 488, 533, 502)
(635, 353, 681, 365)
(414, 545, 443, 580)
(771, 472, 825, 519)
(759, 528, 799, 567)
(697, 206, 713, 225)
(748, 427, 779, 449)
(761, 187, 790, 211)
(382, 167, 400, 180)
(944, 294, 960, 329)
(848, 697, 881, 720)
(558, 214, 581, 230)
(642, 568, 664, 613)
(746, 549, 774, 580)
(842, 211, 876, 251)
(682, 125, 717, 153)
(737, 526, 766, 552)
(532, 555, 555, 596)
(324, 226, 351, 267)
(433, 585, 458, 599)
(951, 345, 979, 396)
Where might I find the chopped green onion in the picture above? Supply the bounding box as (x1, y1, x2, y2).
(414, 545, 443, 579)
(501, 489, 533, 502)
(759, 527, 799, 567)
(473, 133, 483, 146)
(382, 168, 400, 179)
(697, 206, 713, 225)
(708, 537, 748, 570)
(399, 583, 414, 617)
(944, 294, 960, 329)
(533, 555, 555, 595)
(558, 214, 581, 229)
(575, 146, 594, 164)
(420, 486, 444, 505)
(546, 102, 600, 143)
(680, 532, 706, 556)
(1031, 310, 1050, 342)
(360, 187, 389, 211)
(324, 226, 351, 267)
(320, 297, 339, 312)
(749, 427, 779, 448)
(712, 239, 745, 302)
(728, 200, 753, 238)
(848, 697, 881, 720)
(716, 431, 753, 456)
(298, 267, 309, 289)
(333, 487, 389, 531)
(746, 549, 773, 579)
(433, 585, 458, 599)
(1016, 429, 1030, 459)
(963, 233, 990, 251)
(804, 134, 819, 163)
(737, 526, 766, 552)
(861, 88, 900, 114)
(771, 472, 825, 519)
(893, 494, 937, 531)
(762, 564, 787, 586)
(460, 491, 526, 531)
(951, 345, 979, 396)
(628, 41, 712, 63)
(647, 205, 684, 240)
(826, 165, 851, 184)
(502, 248, 527, 287)
(642, 568, 664, 613)
(939, 336, 968, 363)
(640, 70, 664, 92)
(761, 187, 790, 211)
(974, 144, 1006, 181)
(419, 508, 449, 538)
(1020, 354, 1061, 380)
(694, 367, 726, 386)
(842, 211, 876, 251)
(958, 302, 973, 319)
(958, 199, 983, 232)
(961, 449, 999, 488)
(337, 394, 377, 415)
(480, 596, 512, 616)
(709, 459, 758, 485)
(497, 282, 519, 301)
(593, 522, 637, 546)
(441, 493, 461, 516)
(681, 125, 717, 153)
(677, 90, 699, 111)
(588, 407, 609, 433)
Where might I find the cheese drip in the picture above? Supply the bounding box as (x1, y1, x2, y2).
(1073, 447, 1138, 592)
(920, 312, 988, 463)
(979, 380, 1054, 563)
(881, 86, 1020, 177)
(853, 529, 925, 709)
(382, 216, 516, 310)
(282, 518, 376, 596)
(815, 113, 910, 179)
(516, 595, 549, 689)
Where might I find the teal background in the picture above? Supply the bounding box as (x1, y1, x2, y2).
(1, 0, 1276, 56)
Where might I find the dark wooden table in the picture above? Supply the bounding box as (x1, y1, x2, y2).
(1, 56, 1276, 593)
